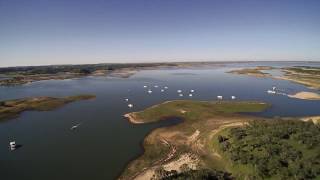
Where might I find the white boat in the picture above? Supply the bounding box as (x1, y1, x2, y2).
(231, 96, 236, 100)
(71, 123, 81, 130)
(154, 85, 159, 88)
(161, 89, 164, 92)
(143, 85, 148, 88)
(189, 94, 193, 97)
(179, 94, 183, 97)
(125, 98, 129, 102)
(164, 86, 168, 89)
(190, 89, 195, 93)
(148, 90, 152, 94)
(217, 96, 223, 100)
(128, 104, 133, 108)
(267, 90, 276, 94)
(177, 90, 182, 93)
(9, 141, 16, 150)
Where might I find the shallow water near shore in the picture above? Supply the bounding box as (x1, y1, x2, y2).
(0, 62, 319, 180)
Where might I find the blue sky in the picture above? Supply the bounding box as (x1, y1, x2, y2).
(0, 0, 320, 67)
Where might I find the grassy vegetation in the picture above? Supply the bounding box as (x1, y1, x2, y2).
(0, 94, 95, 121)
(281, 66, 320, 90)
(213, 119, 320, 179)
(133, 100, 270, 123)
(285, 66, 320, 75)
(120, 100, 270, 179)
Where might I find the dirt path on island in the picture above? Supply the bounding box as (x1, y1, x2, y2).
(132, 121, 248, 180)
(132, 138, 177, 180)
(300, 116, 320, 124)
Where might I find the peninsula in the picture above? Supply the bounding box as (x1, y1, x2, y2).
(121, 100, 320, 179)
(229, 66, 320, 90)
(0, 95, 96, 121)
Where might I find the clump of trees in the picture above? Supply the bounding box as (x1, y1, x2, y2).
(152, 166, 233, 180)
(217, 119, 320, 179)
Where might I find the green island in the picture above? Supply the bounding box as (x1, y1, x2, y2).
(228, 66, 273, 78)
(0, 94, 96, 121)
(120, 100, 320, 180)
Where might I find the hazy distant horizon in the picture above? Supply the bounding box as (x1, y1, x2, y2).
(1, 0, 320, 67)
(1, 59, 320, 68)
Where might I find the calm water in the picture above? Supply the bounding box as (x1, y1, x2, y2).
(0, 62, 319, 179)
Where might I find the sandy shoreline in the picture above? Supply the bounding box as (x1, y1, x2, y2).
(276, 76, 320, 90)
(288, 91, 320, 100)
(300, 116, 320, 124)
(124, 113, 144, 124)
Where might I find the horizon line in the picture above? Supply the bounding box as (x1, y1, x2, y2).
(0, 59, 319, 69)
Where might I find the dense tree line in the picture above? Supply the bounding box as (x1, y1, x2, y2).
(218, 119, 320, 179)
(0, 63, 177, 75)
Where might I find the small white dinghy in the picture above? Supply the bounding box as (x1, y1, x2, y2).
(267, 86, 277, 94)
(9, 141, 16, 151)
(128, 104, 133, 108)
(71, 123, 81, 130)
(267, 90, 276, 94)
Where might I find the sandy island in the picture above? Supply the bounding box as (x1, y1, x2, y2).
(288, 91, 320, 100)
